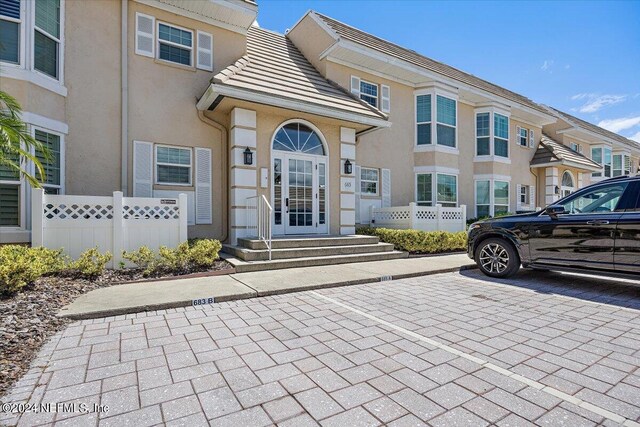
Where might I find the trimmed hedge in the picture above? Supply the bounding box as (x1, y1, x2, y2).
(357, 227, 467, 254)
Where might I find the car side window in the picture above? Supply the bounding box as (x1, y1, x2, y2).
(560, 183, 629, 214)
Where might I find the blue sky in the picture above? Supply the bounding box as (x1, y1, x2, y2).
(257, 1, 640, 142)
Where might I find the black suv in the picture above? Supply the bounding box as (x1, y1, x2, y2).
(468, 175, 640, 278)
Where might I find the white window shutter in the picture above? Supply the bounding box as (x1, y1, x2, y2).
(578, 144, 583, 154)
(135, 13, 155, 58)
(350, 76, 360, 97)
(381, 168, 391, 208)
(516, 126, 521, 145)
(529, 129, 535, 148)
(355, 165, 361, 224)
(381, 85, 390, 113)
(195, 147, 212, 224)
(196, 31, 213, 71)
(516, 184, 522, 211)
(530, 185, 536, 206)
(133, 141, 153, 197)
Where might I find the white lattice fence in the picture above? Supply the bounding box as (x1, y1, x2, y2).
(32, 189, 188, 268)
(371, 203, 466, 232)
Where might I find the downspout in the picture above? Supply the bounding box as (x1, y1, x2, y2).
(198, 111, 229, 242)
(120, 0, 129, 195)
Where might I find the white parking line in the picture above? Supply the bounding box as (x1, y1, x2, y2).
(310, 291, 638, 427)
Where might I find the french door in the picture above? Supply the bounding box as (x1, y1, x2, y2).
(272, 153, 327, 235)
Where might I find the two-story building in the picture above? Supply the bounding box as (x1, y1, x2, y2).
(1, 0, 639, 246)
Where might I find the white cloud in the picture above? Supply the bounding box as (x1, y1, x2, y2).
(570, 93, 627, 113)
(564, 64, 571, 70)
(630, 131, 640, 143)
(597, 116, 640, 133)
(541, 60, 554, 71)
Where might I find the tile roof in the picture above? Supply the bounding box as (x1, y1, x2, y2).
(544, 106, 640, 151)
(212, 27, 387, 122)
(312, 12, 549, 115)
(531, 134, 602, 171)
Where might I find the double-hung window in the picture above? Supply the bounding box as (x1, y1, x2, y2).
(436, 174, 457, 207)
(0, 148, 21, 226)
(569, 142, 581, 153)
(416, 94, 431, 145)
(156, 146, 192, 185)
(592, 146, 612, 178)
(476, 112, 490, 155)
(494, 113, 509, 158)
(518, 127, 528, 147)
(519, 185, 530, 206)
(359, 80, 378, 108)
(612, 153, 631, 177)
(416, 173, 432, 206)
(416, 173, 457, 207)
(475, 179, 510, 218)
(360, 167, 379, 195)
(34, 129, 61, 194)
(34, 0, 61, 79)
(0, 0, 21, 64)
(436, 95, 456, 147)
(158, 22, 192, 66)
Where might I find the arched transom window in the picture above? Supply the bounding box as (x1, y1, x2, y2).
(273, 123, 326, 155)
(562, 171, 574, 188)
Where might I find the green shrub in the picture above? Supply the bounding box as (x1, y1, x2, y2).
(0, 245, 67, 295)
(122, 246, 157, 276)
(69, 247, 112, 279)
(187, 239, 222, 268)
(357, 227, 467, 254)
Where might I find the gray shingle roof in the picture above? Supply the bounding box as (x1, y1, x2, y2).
(312, 12, 549, 115)
(531, 134, 602, 171)
(212, 27, 387, 122)
(544, 106, 640, 151)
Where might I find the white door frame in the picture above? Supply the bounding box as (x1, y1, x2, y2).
(270, 120, 330, 236)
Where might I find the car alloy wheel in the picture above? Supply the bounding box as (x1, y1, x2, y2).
(479, 242, 510, 274)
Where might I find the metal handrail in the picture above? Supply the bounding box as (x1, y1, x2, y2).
(246, 195, 273, 260)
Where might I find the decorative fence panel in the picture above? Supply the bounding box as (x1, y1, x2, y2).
(32, 189, 188, 268)
(370, 203, 466, 232)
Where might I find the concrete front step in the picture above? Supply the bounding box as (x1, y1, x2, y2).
(237, 235, 379, 250)
(223, 242, 394, 261)
(224, 250, 408, 273)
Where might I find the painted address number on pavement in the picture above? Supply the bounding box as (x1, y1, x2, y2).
(192, 297, 215, 306)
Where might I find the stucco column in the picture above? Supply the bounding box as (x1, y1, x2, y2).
(339, 127, 356, 235)
(545, 167, 559, 205)
(229, 108, 257, 245)
(577, 172, 584, 189)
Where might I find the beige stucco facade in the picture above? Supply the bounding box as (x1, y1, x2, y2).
(2, 0, 639, 244)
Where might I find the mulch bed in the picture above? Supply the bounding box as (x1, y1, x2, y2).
(0, 260, 233, 398)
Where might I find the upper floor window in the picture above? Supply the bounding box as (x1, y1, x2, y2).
(0, 0, 20, 64)
(360, 167, 379, 195)
(158, 22, 192, 66)
(436, 95, 456, 148)
(415, 91, 457, 149)
(569, 142, 582, 153)
(517, 127, 528, 147)
(416, 94, 431, 145)
(475, 110, 509, 158)
(592, 146, 612, 178)
(359, 80, 378, 108)
(613, 153, 631, 177)
(155, 145, 192, 185)
(135, 13, 213, 71)
(34, 0, 60, 79)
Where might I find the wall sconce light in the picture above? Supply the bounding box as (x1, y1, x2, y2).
(344, 159, 353, 175)
(243, 147, 253, 165)
(554, 185, 560, 195)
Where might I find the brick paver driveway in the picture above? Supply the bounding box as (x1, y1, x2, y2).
(2, 269, 640, 426)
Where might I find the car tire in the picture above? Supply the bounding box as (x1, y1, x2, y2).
(475, 238, 520, 278)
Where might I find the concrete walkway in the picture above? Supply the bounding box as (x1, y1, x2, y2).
(59, 254, 474, 319)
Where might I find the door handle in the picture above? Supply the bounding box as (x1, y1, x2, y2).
(586, 220, 609, 225)
(285, 198, 289, 213)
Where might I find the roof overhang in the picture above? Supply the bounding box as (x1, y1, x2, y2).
(531, 160, 601, 172)
(556, 126, 620, 147)
(197, 84, 391, 129)
(135, 0, 257, 34)
(321, 40, 556, 127)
